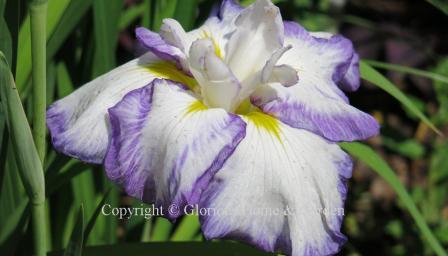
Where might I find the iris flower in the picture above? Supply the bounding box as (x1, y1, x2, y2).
(47, 0, 379, 255)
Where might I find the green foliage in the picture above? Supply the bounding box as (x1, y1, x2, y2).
(360, 61, 441, 135)
(64, 205, 84, 256)
(427, 0, 448, 15)
(340, 142, 447, 256)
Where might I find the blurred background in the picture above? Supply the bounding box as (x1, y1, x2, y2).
(1, 0, 448, 255)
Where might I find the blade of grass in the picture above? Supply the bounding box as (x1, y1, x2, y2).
(360, 61, 442, 135)
(173, 0, 197, 31)
(141, 0, 152, 28)
(92, 0, 122, 77)
(119, 3, 146, 30)
(152, 0, 177, 31)
(72, 170, 96, 244)
(46, 61, 56, 106)
(16, 0, 70, 92)
(171, 215, 201, 241)
(363, 59, 448, 85)
(46, 0, 94, 60)
(56, 62, 74, 98)
(426, 0, 448, 15)
(0, 198, 28, 244)
(63, 205, 84, 256)
(140, 220, 152, 242)
(84, 188, 111, 243)
(2, 0, 19, 74)
(340, 142, 447, 256)
(0, 52, 46, 256)
(46, 161, 89, 196)
(0, 0, 12, 64)
(151, 217, 172, 241)
(0, 140, 25, 215)
(91, 0, 122, 244)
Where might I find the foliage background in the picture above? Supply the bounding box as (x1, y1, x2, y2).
(1, 0, 448, 255)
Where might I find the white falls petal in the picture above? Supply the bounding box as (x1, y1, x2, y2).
(199, 112, 351, 255)
(47, 53, 194, 163)
(105, 79, 246, 219)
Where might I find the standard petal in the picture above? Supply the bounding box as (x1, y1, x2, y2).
(261, 45, 298, 87)
(225, 0, 284, 83)
(105, 79, 246, 220)
(199, 113, 351, 256)
(189, 39, 241, 111)
(136, 27, 187, 70)
(47, 53, 194, 163)
(218, 0, 243, 20)
(160, 18, 189, 52)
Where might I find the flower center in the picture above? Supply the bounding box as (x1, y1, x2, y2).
(149, 0, 298, 114)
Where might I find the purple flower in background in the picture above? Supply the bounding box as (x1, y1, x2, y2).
(46, 0, 379, 255)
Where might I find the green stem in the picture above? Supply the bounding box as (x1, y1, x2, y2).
(31, 200, 47, 256)
(29, 1, 48, 256)
(30, 0, 48, 163)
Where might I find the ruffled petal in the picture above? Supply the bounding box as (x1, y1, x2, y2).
(251, 21, 379, 141)
(282, 21, 354, 90)
(339, 53, 360, 92)
(251, 81, 379, 141)
(199, 113, 351, 255)
(47, 53, 163, 163)
(105, 79, 246, 220)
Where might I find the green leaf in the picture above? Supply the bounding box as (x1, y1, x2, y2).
(92, 0, 122, 77)
(364, 59, 448, 85)
(173, 0, 197, 31)
(16, 0, 71, 92)
(427, 0, 448, 15)
(433, 58, 448, 123)
(64, 205, 84, 256)
(360, 61, 441, 135)
(1, 0, 19, 75)
(152, 0, 177, 31)
(45, 160, 89, 196)
(151, 217, 172, 241)
(382, 137, 425, 159)
(47, 0, 94, 61)
(71, 170, 96, 244)
(171, 215, 201, 241)
(84, 188, 111, 243)
(0, 199, 29, 254)
(430, 142, 448, 183)
(56, 62, 75, 98)
(118, 3, 146, 30)
(51, 242, 274, 256)
(0, 0, 12, 65)
(340, 142, 447, 256)
(141, 0, 151, 28)
(0, 51, 45, 205)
